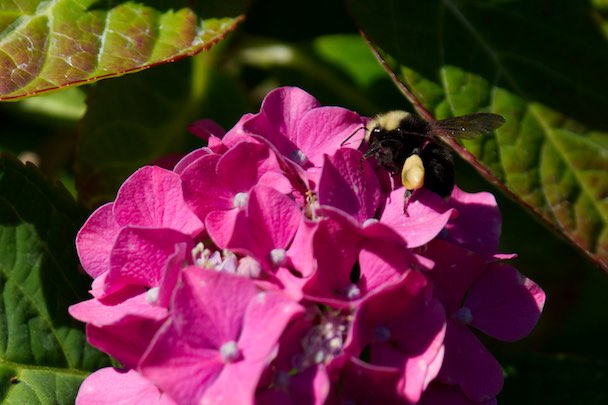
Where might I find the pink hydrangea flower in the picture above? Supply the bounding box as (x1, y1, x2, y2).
(70, 86, 545, 404)
(345, 270, 446, 403)
(418, 239, 545, 402)
(139, 268, 303, 404)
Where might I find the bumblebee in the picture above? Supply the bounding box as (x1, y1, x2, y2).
(363, 110, 505, 199)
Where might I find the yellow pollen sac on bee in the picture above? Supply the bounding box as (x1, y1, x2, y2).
(401, 154, 425, 190)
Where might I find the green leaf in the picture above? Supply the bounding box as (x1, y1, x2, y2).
(76, 53, 251, 209)
(0, 0, 246, 101)
(0, 153, 110, 403)
(347, 0, 608, 271)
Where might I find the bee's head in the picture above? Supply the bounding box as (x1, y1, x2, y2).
(365, 110, 411, 142)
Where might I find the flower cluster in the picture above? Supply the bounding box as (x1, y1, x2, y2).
(70, 87, 545, 404)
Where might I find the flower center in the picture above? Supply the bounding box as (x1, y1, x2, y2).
(233, 192, 249, 209)
(145, 287, 160, 305)
(298, 310, 350, 369)
(452, 307, 473, 325)
(237, 256, 262, 278)
(192, 242, 238, 272)
(374, 326, 391, 342)
(274, 370, 290, 390)
(219, 341, 241, 363)
(344, 283, 361, 300)
(270, 248, 287, 267)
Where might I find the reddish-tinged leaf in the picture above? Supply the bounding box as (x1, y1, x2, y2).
(0, 0, 245, 100)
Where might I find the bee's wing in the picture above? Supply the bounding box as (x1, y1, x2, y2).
(428, 113, 505, 139)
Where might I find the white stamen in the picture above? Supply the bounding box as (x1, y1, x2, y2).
(219, 250, 238, 273)
(237, 256, 262, 278)
(146, 287, 160, 305)
(270, 248, 287, 267)
(345, 284, 361, 300)
(219, 341, 241, 363)
(233, 192, 249, 209)
(299, 310, 350, 368)
(362, 218, 379, 227)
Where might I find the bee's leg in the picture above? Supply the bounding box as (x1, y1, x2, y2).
(403, 189, 413, 216)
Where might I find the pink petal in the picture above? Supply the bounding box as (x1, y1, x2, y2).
(157, 243, 188, 308)
(205, 208, 242, 249)
(446, 186, 501, 257)
(238, 290, 304, 361)
(87, 317, 167, 369)
(419, 239, 488, 313)
(203, 291, 303, 404)
(465, 262, 546, 341)
(438, 322, 504, 402)
(419, 381, 497, 405)
(113, 166, 203, 236)
(219, 113, 257, 147)
(180, 153, 227, 219)
(348, 271, 446, 403)
(174, 268, 258, 346)
(294, 106, 364, 166)
(139, 270, 262, 403)
(358, 220, 413, 288)
(357, 246, 408, 294)
(241, 86, 321, 156)
(300, 207, 412, 305)
(70, 291, 168, 368)
(298, 211, 361, 305)
(318, 148, 381, 224)
(256, 365, 329, 405)
(285, 217, 318, 278)
(173, 147, 215, 174)
(216, 141, 284, 192)
(141, 269, 301, 405)
(69, 289, 166, 326)
(105, 227, 193, 295)
(248, 184, 301, 250)
(259, 170, 293, 195)
(76, 203, 120, 278)
(141, 331, 225, 404)
(76, 368, 175, 405)
(335, 358, 404, 405)
(226, 185, 301, 268)
(381, 188, 455, 248)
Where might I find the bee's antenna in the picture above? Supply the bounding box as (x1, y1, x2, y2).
(341, 126, 366, 147)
